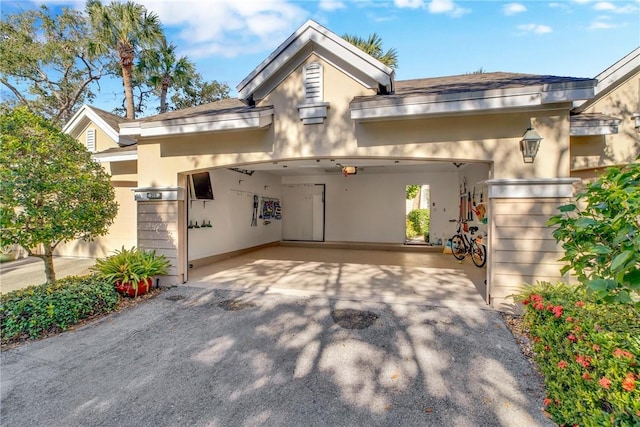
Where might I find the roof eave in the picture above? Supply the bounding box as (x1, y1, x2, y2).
(570, 116, 621, 136)
(351, 83, 595, 121)
(120, 108, 274, 138)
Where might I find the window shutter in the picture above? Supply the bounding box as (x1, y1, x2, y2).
(303, 63, 323, 103)
(86, 128, 96, 152)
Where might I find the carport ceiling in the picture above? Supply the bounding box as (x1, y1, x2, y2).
(235, 159, 476, 176)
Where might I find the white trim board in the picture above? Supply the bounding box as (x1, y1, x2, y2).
(486, 178, 579, 199)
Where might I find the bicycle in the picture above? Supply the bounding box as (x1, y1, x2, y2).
(449, 220, 487, 267)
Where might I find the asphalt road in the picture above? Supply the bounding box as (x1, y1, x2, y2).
(1, 285, 553, 427)
(0, 256, 96, 294)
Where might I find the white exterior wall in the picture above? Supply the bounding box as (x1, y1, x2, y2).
(187, 169, 282, 261)
(282, 170, 461, 244)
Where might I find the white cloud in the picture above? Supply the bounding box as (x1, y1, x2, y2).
(141, 0, 308, 59)
(319, 0, 346, 11)
(394, 0, 425, 8)
(426, 0, 470, 16)
(503, 3, 527, 15)
(588, 21, 617, 29)
(593, 2, 616, 10)
(517, 23, 553, 34)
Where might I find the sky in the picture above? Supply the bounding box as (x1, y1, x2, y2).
(2, 0, 639, 114)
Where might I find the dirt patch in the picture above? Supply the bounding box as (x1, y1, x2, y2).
(331, 309, 378, 330)
(217, 299, 256, 311)
(501, 312, 536, 365)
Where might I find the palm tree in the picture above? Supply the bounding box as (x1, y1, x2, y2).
(342, 33, 398, 70)
(86, 0, 163, 119)
(138, 38, 195, 113)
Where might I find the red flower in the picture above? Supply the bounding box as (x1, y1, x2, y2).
(557, 360, 568, 369)
(567, 334, 577, 343)
(599, 377, 611, 389)
(575, 355, 591, 369)
(622, 373, 636, 392)
(533, 336, 542, 343)
(544, 345, 551, 352)
(552, 305, 564, 318)
(522, 298, 531, 305)
(613, 348, 633, 359)
(592, 344, 601, 352)
(543, 398, 552, 406)
(576, 301, 585, 307)
(582, 372, 592, 380)
(533, 302, 545, 311)
(565, 317, 574, 323)
(547, 304, 554, 312)
(531, 294, 543, 303)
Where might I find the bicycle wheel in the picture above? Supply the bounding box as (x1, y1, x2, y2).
(451, 235, 466, 260)
(471, 241, 487, 267)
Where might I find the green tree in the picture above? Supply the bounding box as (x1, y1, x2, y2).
(138, 37, 195, 113)
(86, 0, 163, 119)
(0, 108, 118, 283)
(0, 6, 107, 126)
(406, 184, 420, 200)
(342, 33, 398, 69)
(548, 160, 640, 304)
(170, 73, 231, 110)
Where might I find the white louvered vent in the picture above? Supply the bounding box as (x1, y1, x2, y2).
(298, 62, 329, 125)
(304, 63, 323, 103)
(86, 128, 96, 152)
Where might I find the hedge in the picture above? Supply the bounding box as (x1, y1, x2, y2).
(1, 274, 120, 343)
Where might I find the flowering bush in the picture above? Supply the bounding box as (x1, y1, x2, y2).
(515, 282, 639, 426)
(547, 160, 640, 304)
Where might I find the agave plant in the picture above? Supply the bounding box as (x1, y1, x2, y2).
(92, 247, 170, 296)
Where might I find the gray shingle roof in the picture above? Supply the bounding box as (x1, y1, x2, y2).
(133, 98, 270, 123)
(354, 72, 595, 102)
(89, 106, 130, 133)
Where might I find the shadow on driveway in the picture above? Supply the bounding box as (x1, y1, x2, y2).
(1, 286, 552, 426)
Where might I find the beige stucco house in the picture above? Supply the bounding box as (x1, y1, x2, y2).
(62, 21, 639, 310)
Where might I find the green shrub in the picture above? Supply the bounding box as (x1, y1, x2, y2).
(407, 209, 430, 236)
(547, 160, 640, 304)
(92, 246, 170, 293)
(0, 274, 120, 343)
(514, 282, 639, 426)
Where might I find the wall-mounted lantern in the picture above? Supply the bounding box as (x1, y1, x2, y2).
(520, 127, 543, 163)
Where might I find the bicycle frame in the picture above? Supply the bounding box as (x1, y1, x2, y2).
(449, 220, 487, 267)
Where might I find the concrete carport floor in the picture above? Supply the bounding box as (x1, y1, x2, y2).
(1, 246, 553, 427)
(187, 245, 489, 307)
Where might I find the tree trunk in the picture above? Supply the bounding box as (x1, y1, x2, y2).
(160, 84, 168, 113)
(122, 63, 135, 120)
(42, 244, 56, 283)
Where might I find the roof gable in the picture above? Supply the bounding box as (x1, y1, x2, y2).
(63, 104, 135, 146)
(573, 47, 640, 113)
(236, 19, 394, 104)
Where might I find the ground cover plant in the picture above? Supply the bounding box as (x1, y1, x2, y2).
(515, 283, 639, 426)
(0, 274, 120, 344)
(512, 161, 640, 426)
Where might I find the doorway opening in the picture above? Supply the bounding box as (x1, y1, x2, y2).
(405, 184, 430, 245)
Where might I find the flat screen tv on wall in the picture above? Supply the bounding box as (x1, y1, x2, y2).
(190, 172, 214, 200)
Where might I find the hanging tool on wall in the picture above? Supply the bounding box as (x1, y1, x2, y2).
(251, 195, 258, 227)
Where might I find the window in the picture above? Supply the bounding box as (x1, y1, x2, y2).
(86, 128, 96, 152)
